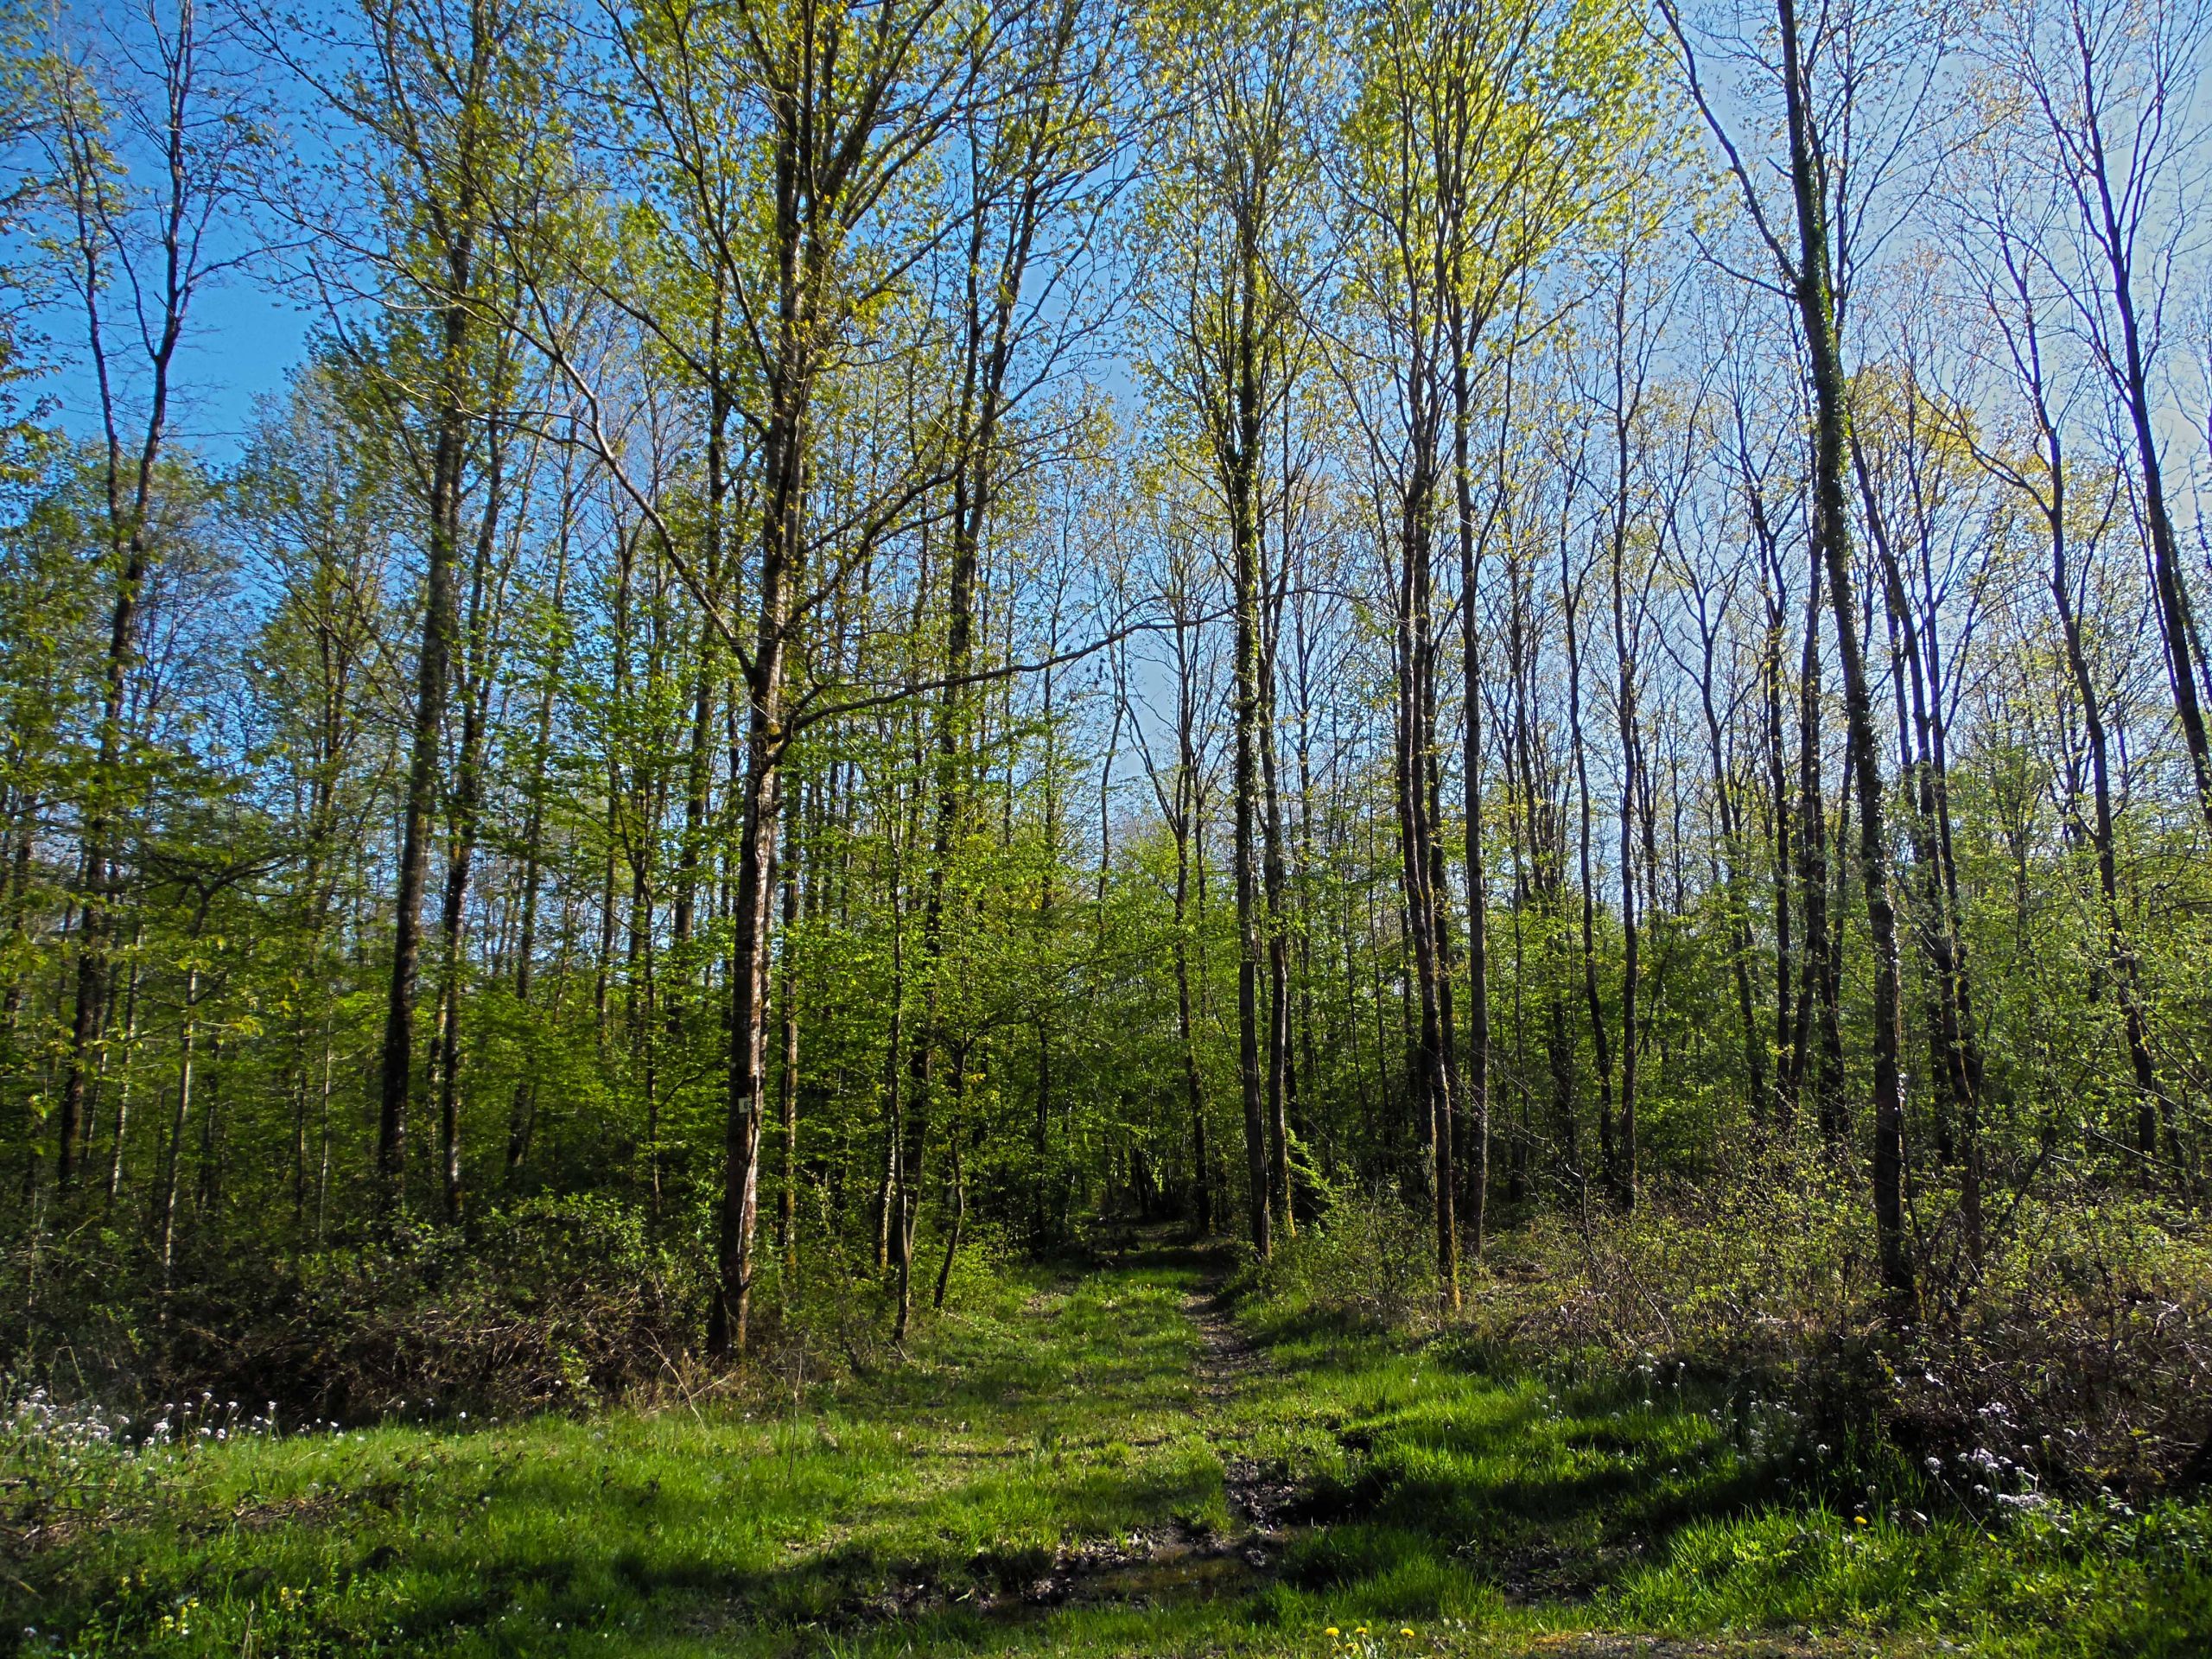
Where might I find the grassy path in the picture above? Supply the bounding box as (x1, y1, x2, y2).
(11, 1239, 2204, 1657)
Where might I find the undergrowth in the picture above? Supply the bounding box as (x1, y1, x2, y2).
(1255, 1160, 2212, 1497)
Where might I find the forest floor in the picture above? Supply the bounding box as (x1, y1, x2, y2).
(10, 1234, 2206, 1657)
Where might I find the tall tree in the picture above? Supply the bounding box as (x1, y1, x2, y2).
(2000, 0, 2212, 821)
(41, 0, 260, 1192)
(283, 0, 563, 1211)
(1662, 0, 1937, 1300)
(1142, 0, 1319, 1260)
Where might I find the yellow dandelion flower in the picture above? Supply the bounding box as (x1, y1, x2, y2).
(1401, 1629, 1416, 1638)
(1325, 1630, 1339, 1639)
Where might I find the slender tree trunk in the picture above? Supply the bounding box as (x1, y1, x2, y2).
(1608, 537, 1643, 1210)
(1260, 670, 1297, 1236)
(434, 442, 505, 1223)
(672, 385, 732, 963)
(2027, 387, 2173, 1161)
(932, 1046, 967, 1312)
(1693, 602, 1767, 1131)
(1173, 590, 1211, 1234)
(105, 950, 140, 1204)
(1393, 436, 1459, 1309)
(1759, 545, 1796, 1134)
(1228, 275, 1274, 1262)
(1856, 432, 1984, 1250)
(54, 30, 201, 1192)
(1791, 556, 1833, 1134)
(1777, 0, 1910, 1300)
(506, 534, 567, 1179)
(877, 786, 908, 1274)
(1566, 569, 1618, 1194)
(377, 264, 474, 1212)
(1450, 316, 1491, 1260)
(158, 958, 201, 1305)
(2092, 189, 2212, 819)
(776, 782, 803, 1273)
(709, 191, 807, 1355)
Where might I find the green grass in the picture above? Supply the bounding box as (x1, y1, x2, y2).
(8, 1238, 2209, 1657)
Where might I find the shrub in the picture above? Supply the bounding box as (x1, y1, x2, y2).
(1442, 1155, 2212, 1495)
(0, 1196, 708, 1422)
(1255, 1189, 1440, 1330)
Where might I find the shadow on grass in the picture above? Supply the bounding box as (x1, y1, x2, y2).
(1224, 1283, 1822, 1615)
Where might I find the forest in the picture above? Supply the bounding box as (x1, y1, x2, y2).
(1, 0, 2210, 1650)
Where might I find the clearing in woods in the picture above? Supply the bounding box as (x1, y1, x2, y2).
(14, 1236, 2197, 1656)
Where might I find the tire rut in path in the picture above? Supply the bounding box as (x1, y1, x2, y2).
(1185, 1255, 1300, 1560)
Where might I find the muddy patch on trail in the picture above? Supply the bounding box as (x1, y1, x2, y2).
(734, 1528, 1275, 1635)
(1003, 1526, 1274, 1610)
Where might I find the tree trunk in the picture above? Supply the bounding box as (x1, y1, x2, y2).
(709, 197, 806, 1354)
(1449, 312, 1491, 1260)
(377, 265, 474, 1213)
(1777, 0, 1910, 1302)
